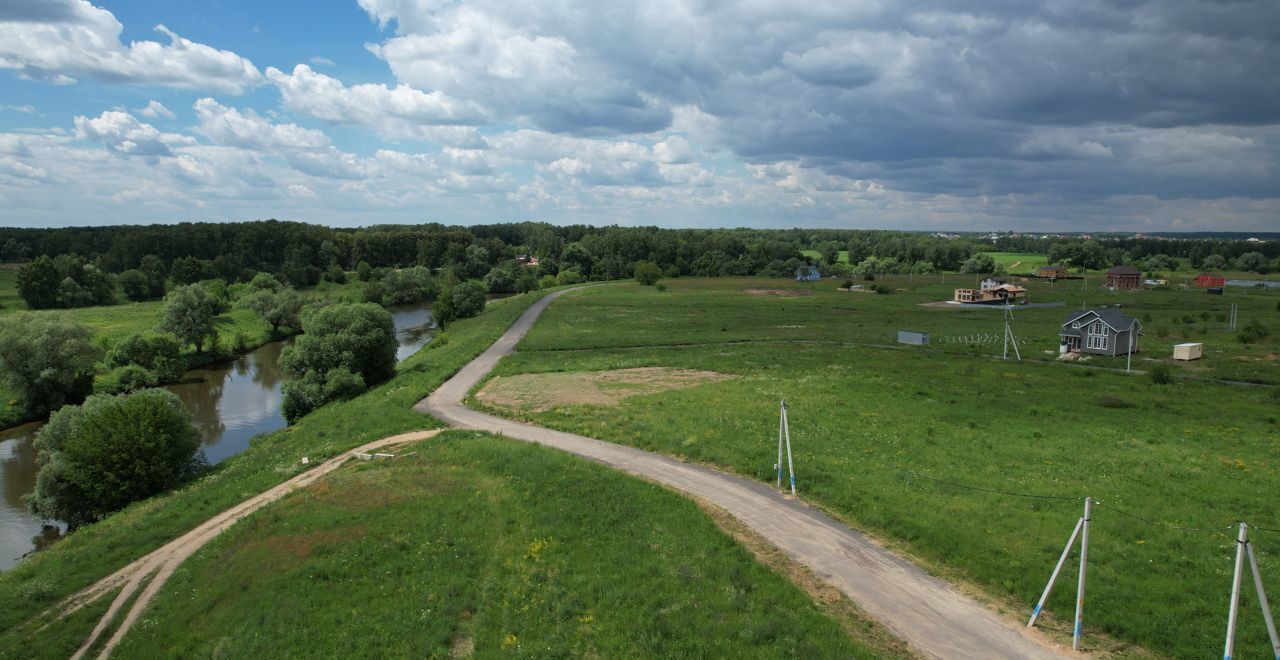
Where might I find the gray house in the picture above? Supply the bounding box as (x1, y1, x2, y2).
(1059, 309, 1143, 356)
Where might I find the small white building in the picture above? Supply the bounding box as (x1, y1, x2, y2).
(1173, 343, 1203, 361)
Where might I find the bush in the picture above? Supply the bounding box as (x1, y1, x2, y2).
(381, 267, 438, 305)
(356, 261, 373, 281)
(1096, 394, 1136, 409)
(634, 261, 663, 286)
(0, 314, 100, 417)
(483, 266, 518, 294)
(240, 287, 305, 337)
(1237, 319, 1270, 344)
(279, 303, 396, 423)
(105, 334, 185, 382)
(432, 282, 487, 328)
(538, 275, 557, 289)
(247, 272, 284, 293)
(323, 265, 347, 284)
(95, 365, 160, 395)
(27, 389, 204, 528)
(1150, 362, 1173, 385)
(556, 269, 584, 286)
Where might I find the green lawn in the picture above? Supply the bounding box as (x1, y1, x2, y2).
(474, 279, 1280, 658)
(802, 249, 850, 264)
(982, 251, 1049, 272)
(101, 432, 889, 659)
(0, 292, 547, 640)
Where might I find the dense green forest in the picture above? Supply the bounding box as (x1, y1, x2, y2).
(1, 222, 1277, 311)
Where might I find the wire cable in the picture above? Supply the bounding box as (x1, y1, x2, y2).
(901, 470, 1083, 501)
(1092, 501, 1235, 534)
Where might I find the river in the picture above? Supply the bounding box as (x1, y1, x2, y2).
(0, 303, 434, 570)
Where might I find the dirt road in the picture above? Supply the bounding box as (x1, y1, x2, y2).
(62, 430, 440, 660)
(417, 287, 1071, 659)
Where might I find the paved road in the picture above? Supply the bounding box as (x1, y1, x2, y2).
(417, 287, 1072, 660)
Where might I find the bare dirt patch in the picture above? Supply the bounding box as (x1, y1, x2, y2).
(477, 367, 735, 412)
(743, 288, 813, 297)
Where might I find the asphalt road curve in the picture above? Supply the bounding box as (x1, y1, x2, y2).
(417, 287, 1071, 660)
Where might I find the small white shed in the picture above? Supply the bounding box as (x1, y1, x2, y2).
(897, 330, 930, 346)
(1172, 343, 1203, 361)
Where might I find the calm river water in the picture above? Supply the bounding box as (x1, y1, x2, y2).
(0, 304, 434, 570)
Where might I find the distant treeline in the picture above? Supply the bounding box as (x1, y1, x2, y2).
(1, 222, 1276, 296)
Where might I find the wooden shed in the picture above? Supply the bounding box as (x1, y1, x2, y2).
(1104, 265, 1143, 291)
(1194, 272, 1225, 288)
(1173, 343, 1203, 360)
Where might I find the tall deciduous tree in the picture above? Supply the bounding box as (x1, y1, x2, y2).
(160, 284, 222, 353)
(279, 303, 397, 422)
(0, 314, 101, 417)
(15, 255, 62, 309)
(27, 389, 203, 528)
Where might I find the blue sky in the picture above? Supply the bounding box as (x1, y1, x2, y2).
(1, 0, 1277, 231)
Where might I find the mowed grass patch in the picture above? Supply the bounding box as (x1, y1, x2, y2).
(113, 432, 884, 659)
(488, 282, 1280, 657)
(519, 278, 1280, 383)
(982, 252, 1050, 271)
(476, 366, 734, 412)
(0, 292, 547, 637)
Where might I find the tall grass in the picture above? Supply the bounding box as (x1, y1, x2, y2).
(107, 432, 880, 658)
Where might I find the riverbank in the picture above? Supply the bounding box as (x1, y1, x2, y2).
(0, 291, 547, 637)
(0, 303, 436, 570)
(0, 277, 369, 429)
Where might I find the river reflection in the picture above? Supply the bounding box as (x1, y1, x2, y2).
(0, 303, 434, 570)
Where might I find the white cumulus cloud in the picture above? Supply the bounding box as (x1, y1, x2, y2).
(0, 0, 262, 93)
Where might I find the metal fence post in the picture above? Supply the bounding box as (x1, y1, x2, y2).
(1225, 522, 1247, 660)
(1073, 496, 1092, 651)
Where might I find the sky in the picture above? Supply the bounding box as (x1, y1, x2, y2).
(0, 0, 1277, 232)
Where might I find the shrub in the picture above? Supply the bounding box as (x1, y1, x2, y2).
(356, 261, 373, 281)
(0, 314, 100, 417)
(634, 261, 663, 286)
(381, 267, 438, 305)
(95, 365, 160, 395)
(15, 256, 63, 309)
(105, 334, 185, 382)
(240, 287, 305, 336)
(247, 272, 284, 293)
(1096, 394, 1136, 409)
(556, 269, 584, 286)
(1150, 362, 1173, 385)
(483, 266, 518, 294)
(323, 265, 347, 284)
(432, 282, 487, 328)
(1237, 319, 1269, 344)
(538, 275, 557, 290)
(27, 389, 204, 529)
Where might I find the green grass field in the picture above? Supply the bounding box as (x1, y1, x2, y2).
(982, 251, 1049, 271)
(519, 276, 1280, 384)
(473, 279, 1280, 658)
(97, 432, 888, 658)
(0, 292, 548, 642)
(802, 249, 851, 264)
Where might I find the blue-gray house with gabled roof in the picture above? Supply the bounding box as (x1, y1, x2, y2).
(795, 265, 820, 281)
(1060, 308, 1143, 356)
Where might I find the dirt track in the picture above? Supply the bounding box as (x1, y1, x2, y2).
(416, 287, 1072, 659)
(62, 430, 440, 660)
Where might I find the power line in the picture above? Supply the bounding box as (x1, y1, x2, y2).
(901, 470, 1083, 501)
(1092, 501, 1235, 534)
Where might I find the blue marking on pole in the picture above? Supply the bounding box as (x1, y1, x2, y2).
(790, 475, 796, 490)
(1074, 620, 1082, 638)
(1032, 604, 1041, 617)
